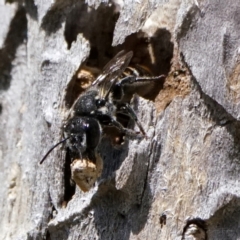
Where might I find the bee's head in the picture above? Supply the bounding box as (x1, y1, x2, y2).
(64, 117, 88, 156)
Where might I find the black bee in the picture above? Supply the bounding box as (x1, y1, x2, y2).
(40, 50, 164, 169)
(71, 50, 164, 136)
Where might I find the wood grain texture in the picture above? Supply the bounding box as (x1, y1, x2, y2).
(0, 0, 239, 239)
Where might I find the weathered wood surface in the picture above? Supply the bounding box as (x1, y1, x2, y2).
(0, 0, 240, 239)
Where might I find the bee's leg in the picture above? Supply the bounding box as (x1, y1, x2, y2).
(117, 76, 136, 85)
(109, 118, 143, 139)
(118, 103, 146, 136)
(94, 111, 140, 137)
(119, 74, 165, 86)
(135, 74, 165, 82)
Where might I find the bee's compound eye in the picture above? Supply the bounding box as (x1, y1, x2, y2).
(96, 99, 106, 107)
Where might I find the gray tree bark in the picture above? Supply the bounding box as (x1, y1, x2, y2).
(0, 0, 239, 239)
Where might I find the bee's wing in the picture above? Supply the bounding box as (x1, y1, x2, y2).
(92, 51, 133, 99)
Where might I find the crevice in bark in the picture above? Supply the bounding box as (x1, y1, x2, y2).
(139, 155, 151, 206)
(46, 230, 51, 240)
(138, 129, 159, 207)
(63, 148, 76, 205)
(121, 29, 173, 75)
(0, 6, 27, 90)
(48, 201, 57, 221)
(149, 132, 162, 167)
(63, 2, 119, 107)
(118, 28, 173, 101)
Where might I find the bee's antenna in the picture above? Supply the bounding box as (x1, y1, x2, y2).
(40, 137, 70, 164)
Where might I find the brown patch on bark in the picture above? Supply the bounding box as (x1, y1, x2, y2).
(226, 62, 240, 103)
(155, 66, 191, 113)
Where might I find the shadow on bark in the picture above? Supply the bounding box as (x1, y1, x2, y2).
(63, 2, 119, 107)
(41, 0, 79, 35)
(0, 6, 27, 90)
(25, 0, 38, 20)
(207, 196, 240, 240)
(84, 149, 153, 240)
(41, 0, 118, 66)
